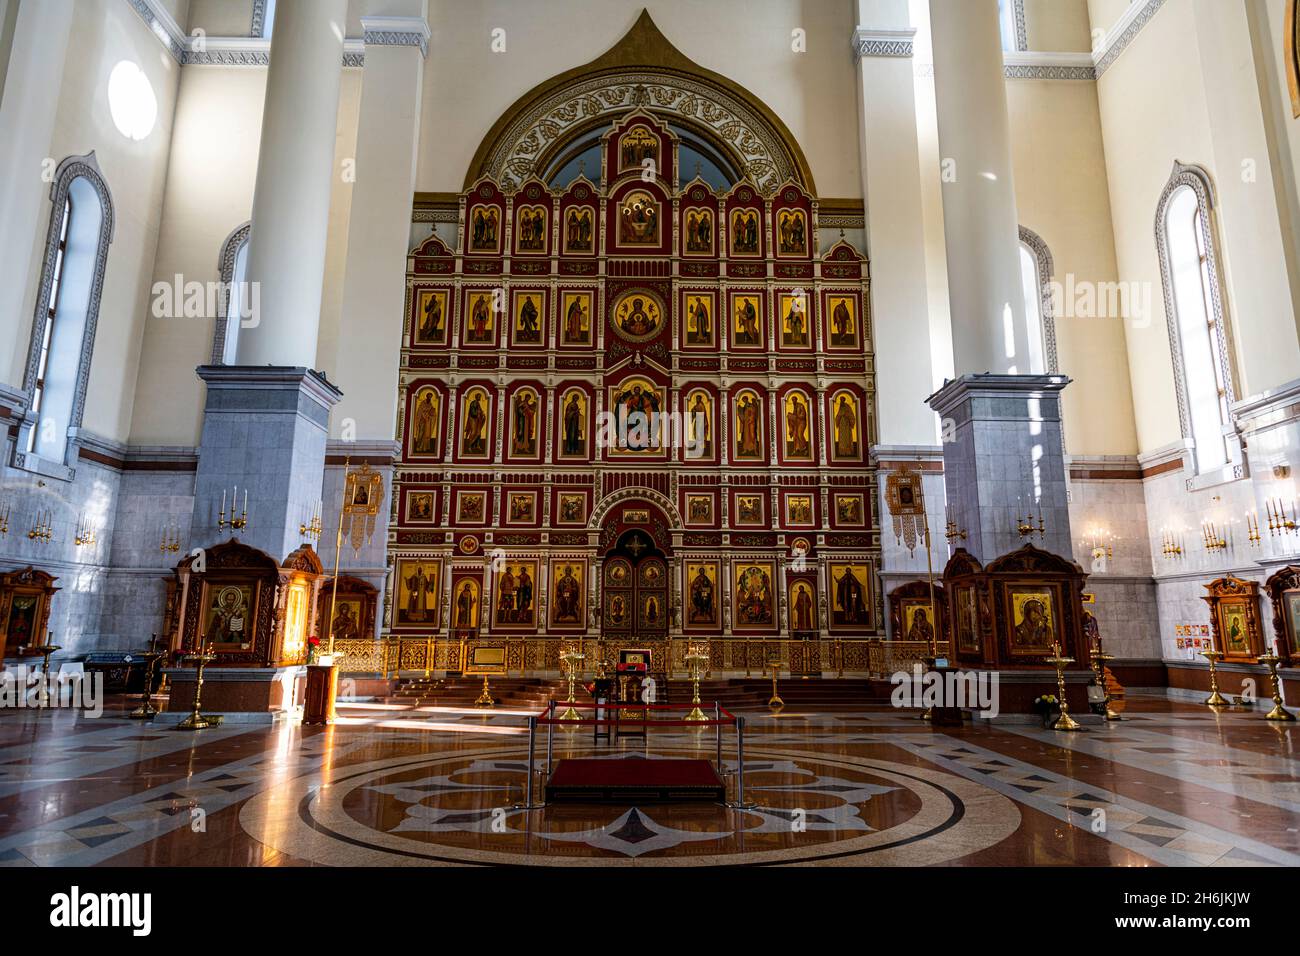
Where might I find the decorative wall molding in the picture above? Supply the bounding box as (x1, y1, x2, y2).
(250, 0, 267, 38)
(213, 221, 251, 365)
(1018, 224, 1059, 375)
(851, 27, 916, 60)
(360, 16, 431, 58)
(1012, 0, 1028, 52)
(1002, 52, 1097, 81)
(1094, 0, 1167, 78)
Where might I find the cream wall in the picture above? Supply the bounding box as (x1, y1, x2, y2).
(1024, 0, 1093, 52)
(128, 64, 363, 446)
(187, 0, 253, 36)
(13, 0, 183, 445)
(1097, 0, 1300, 455)
(1007, 78, 1137, 454)
(1087, 0, 1136, 35)
(416, 0, 863, 197)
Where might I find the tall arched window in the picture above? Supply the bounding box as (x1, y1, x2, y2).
(213, 222, 251, 365)
(16, 154, 114, 476)
(1017, 225, 1058, 376)
(1155, 162, 1239, 478)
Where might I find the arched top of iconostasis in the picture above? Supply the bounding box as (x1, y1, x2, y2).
(462, 9, 816, 197)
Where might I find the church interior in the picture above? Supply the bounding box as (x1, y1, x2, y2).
(2, 0, 1300, 901)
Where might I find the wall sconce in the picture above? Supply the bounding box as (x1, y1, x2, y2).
(159, 524, 181, 554)
(73, 514, 96, 548)
(1015, 498, 1045, 539)
(1087, 527, 1114, 561)
(944, 503, 966, 543)
(1266, 498, 1298, 537)
(27, 508, 52, 543)
(0, 499, 9, 535)
(299, 499, 322, 541)
(1246, 511, 1262, 547)
(218, 485, 249, 533)
(1160, 527, 1183, 559)
(1201, 519, 1228, 553)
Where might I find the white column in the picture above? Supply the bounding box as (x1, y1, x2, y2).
(331, 9, 428, 437)
(237, 0, 348, 368)
(929, 0, 1028, 375)
(0, 0, 74, 388)
(854, 0, 938, 444)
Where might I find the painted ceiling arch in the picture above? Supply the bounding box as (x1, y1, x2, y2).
(463, 10, 816, 196)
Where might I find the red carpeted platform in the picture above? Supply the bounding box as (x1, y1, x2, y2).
(545, 758, 725, 803)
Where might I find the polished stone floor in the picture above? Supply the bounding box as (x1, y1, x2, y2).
(0, 694, 1298, 866)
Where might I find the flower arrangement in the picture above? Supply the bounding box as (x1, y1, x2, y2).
(306, 634, 321, 665)
(1033, 694, 1059, 725)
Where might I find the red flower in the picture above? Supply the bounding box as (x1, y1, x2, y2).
(307, 635, 321, 647)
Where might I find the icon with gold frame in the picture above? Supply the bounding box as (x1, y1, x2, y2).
(413, 288, 449, 346)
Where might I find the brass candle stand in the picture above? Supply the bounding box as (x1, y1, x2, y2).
(177, 645, 222, 731)
(1200, 649, 1230, 707)
(1258, 652, 1296, 722)
(27, 638, 61, 708)
(474, 675, 495, 708)
(1044, 642, 1081, 732)
(557, 647, 585, 721)
(768, 657, 784, 712)
(128, 651, 162, 720)
(1089, 643, 1120, 721)
(683, 644, 710, 721)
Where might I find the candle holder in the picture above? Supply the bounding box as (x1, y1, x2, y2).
(557, 647, 585, 721)
(0, 499, 10, 535)
(1200, 521, 1228, 553)
(1266, 498, 1298, 536)
(177, 644, 222, 731)
(217, 486, 250, 534)
(26, 637, 61, 708)
(1258, 652, 1295, 722)
(1015, 501, 1046, 540)
(1090, 643, 1120, 721)
(683, 644, 710, 721)
(299, 500, 323, 541)
(27, 509, 53, 543)
(474, 675, 495, 708)
(128, 651, 162, 720)
(1200, 649, 1230, 707)
(944, 504, 967, 543)
(159, 525, 181, 554)
(768, 656, 784, 712)
(1246, 511, 1262, 547)
(1043, 642, 1081, 732)
(73, 514, 96, 548)
(1160, 528, 1183, 559)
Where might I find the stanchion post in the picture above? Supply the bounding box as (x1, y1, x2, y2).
(546, 700, 555, 773)
(714, 702, 722, 769)
(525, 715, 535, 807)
(727, 714, 756, 809)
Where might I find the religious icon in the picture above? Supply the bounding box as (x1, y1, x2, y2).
(556, 492, 586, 525)
(902, 600, 937, 645)
(606, 593, 630, 628)
(732, 389, 764, 461)
(463, 290, 497, 346)
(685, 494, 714, 525)
(619, 126, 660, 171)
(956, 587, 980, 653)
(514, 204, 547, 254)
(826, 294, 861, 349)
(683, 207, 714, 255)
(685, 562, 719, 628)
(558, 389, 588, 459)
(459, 387, 491, 458)
(1010, 590, 1055, 653)
(414, 289, 448, 345)
(492, 559, 538, 630)
(729, 207, 761, 255)
(786, 494, 814, 526)
(511, 291, 544, 346)
(506, 492, 536, 524)
(4, 595, 37, 649)
(733, 562, 776, 629)
(549, 561, 585, 629)
(606, 561, 630, 586)
(395, 559, 441, 628)
(734, 494, 764, 526)
(562, 206, 594, 254)
(468, 204, 501, 254)
(829, 563, 871, 630)
(831, 391, 861, 461)
(779, 292, 811, 347)
(730, 293, 763, 348)
(609, 377, 664, 454)
(617, 189, 660, 246)
(683, 293, 715, 347)
(684, 390, 713, 460)
(1287, 593, 1300, 658)
(204, 584, 252, 646)
(611, 290, 662, 342)
(776, 209, 807, 256)
(408, 386, 440, 457)
(835, 493, 865, 526)
(406, 492, 435, 522)
(790, 580, 816, 632)
(509, 389, 539, 458)
(452, 578, 479, 631)
(639, 593, 664, 630)
(455, 491, 486, 523)
(624, 509, 651, 524)
(326, 598, 364, 643)
(1221, 602, 1250, 655)
(783, 391, 813, 461)
(560, 291, 592, 345)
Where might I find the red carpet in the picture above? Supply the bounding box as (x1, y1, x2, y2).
(545, 758, 725, 803)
